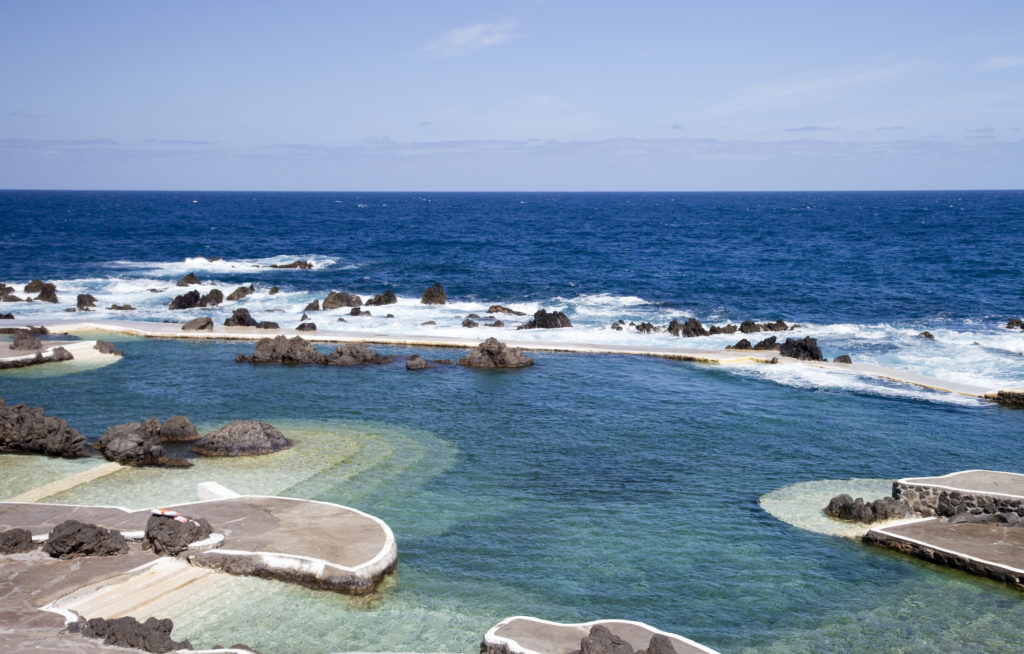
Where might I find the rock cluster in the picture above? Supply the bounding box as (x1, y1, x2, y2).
(181, 316, 213, 331)
(226, 285, 254, 301)
(168, 289, 223, 310)
(457, 337, 534, 368)
(825, 493, 913, 523)
(11, 329, 42, 350)
(323, 291, 362, 309)
(572, 625, 678, 654)
(1007, 318, 1023, 330)
(779, 336, 824, 361)
(42, 520, 129, 559)
(0, 397, 90, 457)
(421, 282, 447, 304)
(518, 309, 572, 329)
(236, 336, 391, 366)
(406, 354, 431, 370)
(79, 615, 192, 653)
(0, 527, 34, 554)
(94, 418, 190, 467)
(0, 282, 23, 302)
(192, 420, 291, 456)
(94, 340, 124, 356)
(270, 259, 313, 269)
(366, 290, 397, 306)
(176, 273, 200, 286)
(143, 512, 213, 555)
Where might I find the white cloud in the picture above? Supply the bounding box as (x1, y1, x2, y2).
(980, 55, 1024, 71)
(426, 19, 518, 58)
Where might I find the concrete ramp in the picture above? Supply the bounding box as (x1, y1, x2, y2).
(483, 616, 719, 654)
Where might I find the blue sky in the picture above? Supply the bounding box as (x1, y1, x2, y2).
(1, 1, 1022, 190)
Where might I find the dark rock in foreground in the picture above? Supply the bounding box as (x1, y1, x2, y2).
(11, 329, 42, 350)
(193, 420, 291, 456)
(144, 513, 213, 556)
(36, 283, 59, 303)
(296, 322, 317, 331)
(366, 290, 397, 306)
(176, 273, 200, 286)
(224, 308, 258, 327)
(753, 336, 779, 351)
(825, 493, 912, 524)
(81, 615, 192, 653)
(159, 415, 199, 442)
(181, 316, 213, 331)
(95, 419, 181, 466)
(94, 340, 124, 356)
(518, 309, 572, 330)
(995, 390, 1024, 408)
(458, 337, 533, 368)
(726, 338, 752, 350)
(0, 397, 91, 457)
(779, 336, 824, 361)
(0, 527, 34, 554)
(43, 520, 129, 559)
(406, 354, 431, 370)
(323, 291, 362, 309)
(421, 282, 447, 305)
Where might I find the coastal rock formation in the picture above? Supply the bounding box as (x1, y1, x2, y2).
(80, 615, 192, 653)
(726, 338, 752, 350)
(95, 420, 179, 466)
(107, 304, 135, 310)
(489, 304, 526, 316)
(753, 336, 779, 351)
(224, 308, 258, 327)
(303, 299, 321, 311)
(635, 322, 656, 333)
(833, 355, 853, 364)
(1007, 318, 1024, 330)
(458, 337, 533, 368)
(200, 289, 224, 307)
(159, 415, 199, 442)
(168, 290, 201, 310)
(421, 320, 435, 326)
(237, 335, 324, 364)
(709, 324, 738, 335)
(463, 318, 479, 328)
(323, 291, 362, 309)
(518, 309, 572, 330)
(271, 260, 312, 269)
(181, 316, 213, 331)
(0, 397, 90, 457)
(668, 317, 707, 337)
(328, 343, 391, 365)
(226, 285, 254, 301)
(825, 493, 912, 524)
(918, 331, 935, 340)
(0, 313, 12, 319)
(77, 293, 97, 310)
(578, 625, 679, 654)
(488, 320, 505, 327)
(296, 322, 317, 331)
(93, 340, 124, 356)
(36, 283, 58, 303)
(0, 528, 34, 554)
(269, 286, 279, 295)
(43, 520, 129, 559)
(366, 290, 397, 306)
(0, 282, 23, 302)
(763, 319, 789, 332)
(11, 329, 42, 350)
(421, 282, 447, 304)
(779, 336, 824, 361)
(193, 420, 291, 456)
(739, 320, 761, 334)
(144, 513, 213, 555)
(995, 390, 1024, 408)
(406, 354, 431, 370)
(257, 320, 279, 329)
(176, 273, 200, 286)
(349, 307, 370, 316)
(23, 279, 44, 293)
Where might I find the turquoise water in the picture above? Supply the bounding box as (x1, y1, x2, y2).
(2, 335, 1023, 653)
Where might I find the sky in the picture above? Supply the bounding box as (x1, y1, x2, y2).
(1, 1, 1022, 191)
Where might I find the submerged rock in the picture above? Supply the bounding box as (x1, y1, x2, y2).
(779, 336, 825, 361)
(458, 337, 533, 368)
(43, 520, 129, 559)
(93, 340, 124, 356)
(81, 615, 192, 653)
(518, 309, 572, 330)
(144, 513, 213, 555)
(421, 282, 447, 304)
(825, 493, 912, 524)
(0, 397, 91, 458)
(193, 420, 291, 456)
(406, 354, 431, 370)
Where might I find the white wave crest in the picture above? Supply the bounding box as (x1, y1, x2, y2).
(109, 255, 340, 275)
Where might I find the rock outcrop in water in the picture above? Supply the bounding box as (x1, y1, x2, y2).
(488, 304, 526, 316)
(24, 279, 44, 293)
(169, 289, 223, 310)
(366, 290, 397, 306)
(43, 520, 129, 559)
(93, 340, 124, 356)
(995, 390, 1024, 408)
(753, 336, 779, 351)
(224, 308, 258, 327)
(271, 259, 313, 269)
(236, 335, 391, 366)
(0, 397, 90, 457)
(779, 336, 824, 361)
(1007, 318, 1023, 330)
(406, 354, 431, 370)
(11, 329, 42, 350)
(458, 337, 533, 368)
(176, 273, 200, 287)
(518, 309, 572, 330)
(825, 493, 913, 524)
(192, 420, 291, 456)
(181, 316, 213, 331)
(833, 354, 853, 364)
(726, 339, 751, 350)
(95, 419, 187, 466)
(35, 283, 59, 303)
(144, 513, 213, 555)
(323, 291, 362, 309)
(226, 285, 254, 301)
(80, 615, 193, 653)
(77, 293, 97, 310)
(421, 282, 447, 304)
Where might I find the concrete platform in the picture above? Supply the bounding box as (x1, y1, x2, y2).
(898, 470, 1024, 499)
(8, 318, 1014, 401)
(482, 616, 718, 654)
(0, 339, 119, 369)
(864, 517, 1024, 590)
(893, 470, 1024, 517)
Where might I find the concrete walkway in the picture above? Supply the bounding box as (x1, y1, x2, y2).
(8, 318, 1014, 401)
(483, 616, 719, 654)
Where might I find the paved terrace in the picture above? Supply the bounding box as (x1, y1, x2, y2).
(898, 470, 1024, 498)
(483, 616, 719, 654)
(6, 318, 1012, 401)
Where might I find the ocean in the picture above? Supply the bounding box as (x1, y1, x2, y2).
(1, 190, 1023, 653)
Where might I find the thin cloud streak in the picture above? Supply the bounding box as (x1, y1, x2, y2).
(980, 55, 1024, 71)
(425, 19, 518, 58)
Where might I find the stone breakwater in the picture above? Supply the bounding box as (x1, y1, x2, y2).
(892, 479, 1024, 518)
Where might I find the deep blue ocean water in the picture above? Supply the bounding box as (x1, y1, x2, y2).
(1, 191, 1023, 653)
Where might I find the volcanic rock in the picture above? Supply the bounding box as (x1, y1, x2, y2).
(349, 308, 370, 316)
(159, 415, 199, 442)
(269, 286, 279, 295)
(457, 337, 533, 368)
(199, 289, 223, 307)
(24, 279, 44, 293)
(463, 318, 479, 328)
(779, 336, 825, 361)
(421, 321, 436, 325)
(406, 354, 431, 370)
(487, 320, 505, 327)
(35, 283, 58, 303)
(753, 336, 779, 350)
(224, 308, 258, 327)
(0, 527, 34, 554)
(518, 309, 572, 330)
(0, 313, 12, 319)
(11, 329, 42, 350)
(77, 293, 97, 310)
(270, 260, 312, 269)
(636, 322, 656, 333)
(833, 355, 853, 364)
(578, 625, 635, 654)
(182, 316, 213, 331)
(918, 331, 935, 340)
(825, 493, 912, 523)
(325, 343, 391, 365)
(303, 299, 320, 312)
(256, 321, 279, 329)
(95, 420, 172, 466)
(193, 420, 291, 456)
(1007, 318, 1024, 330)
(81, 615, 192, 653)
(226, 285, 254, 301)
(488, 304, 526, 316)
(144, 513, 212, 556)
(709, 324, 738, 335)
(0, 397, 90, 457)
(169, 290, 201, 310)
(296, 322, 317, 331)
(93, 340, 124, 356)
(176, 273, 200, 286)
(361, 290, 396, 306)
(237, 335, 326, 364)
(995, 390, 1024, 408)
(421, 282, 447, 304)
(43, 520, 129, 559)
(762, 319, 789, 332)
(668, 317, 708, 337)
(323, 291, 362, 309)
(107, 304, 135, 311)
(726, 338, 752, 350)
(739, 320, 761, 334)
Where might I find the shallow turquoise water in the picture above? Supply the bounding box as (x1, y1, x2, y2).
(2, 336, 1023, 653)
